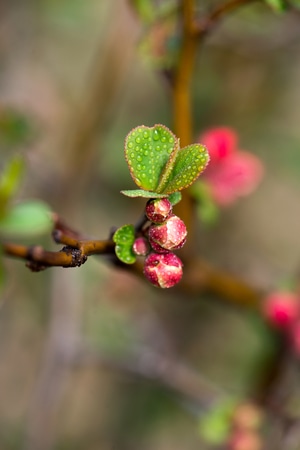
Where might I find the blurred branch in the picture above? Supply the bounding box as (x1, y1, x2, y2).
(173, 0, 257, 251)
(72, 343, 224, 409)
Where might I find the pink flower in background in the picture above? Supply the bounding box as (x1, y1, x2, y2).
(199, 127, 264, 206)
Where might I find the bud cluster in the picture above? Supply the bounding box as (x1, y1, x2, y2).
(262, 290, 300, 356)
(132, 198, 187, 288)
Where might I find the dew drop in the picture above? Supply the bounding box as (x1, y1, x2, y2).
(137, 164, 142, 170)
(161, 136, 167, 143)
(144, 150, 149, 156)
(153, 129, 160, 141)
(150, 151, 154, 157)
(169, 137, 174, 143)
(142, 165, 146, 170)
(143, 143, 148, 149)
(130, 152, 135, 158)
(136, 137, 141, 144)
(143, 131, 149, 138)
(141, 173, 146, 178)
(156, 145, 161, 151)
(137, 155, 142, 162)
(167, 148, 172, 154)
(128, 142, 133, 149)
(138, 128, 142, 133)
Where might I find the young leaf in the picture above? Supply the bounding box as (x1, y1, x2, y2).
(0, 155, 24, 215)
(0, 200, 53, 237)
(124, 124, 179, 192)
(113, 224, 136, 264)
(159, 144, 209, 194)
(168, 191, 182, 205)
(264, 0, 286, 11)
(121, 189, 166, 199)
(199, 399, 237, 445)
(190, 182, 219, 225)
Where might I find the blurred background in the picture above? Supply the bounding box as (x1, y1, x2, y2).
(1, 0, 300, 449)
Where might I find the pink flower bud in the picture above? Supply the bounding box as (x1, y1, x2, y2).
(262, 291, 300, 330)
(148, 214, 187, 251)
(143, 252, 183, 288)
(145, 198, 172, 224)
(228, 430, 262, 450)
(232, 403, 263, 431)
(132, 237, 150, 256)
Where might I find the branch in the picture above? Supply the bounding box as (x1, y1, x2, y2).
(2, 215, 115, 272)
(72, 343, 224, 409)
(196, 0, 259, 37)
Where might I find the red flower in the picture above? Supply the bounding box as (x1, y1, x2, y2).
(199, 127, 264, 206)
(262, 291, 300, 330)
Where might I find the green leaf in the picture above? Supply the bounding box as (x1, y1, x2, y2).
(190, 182, 219, 226)
(121, 189, 166, 199)
(0, 200, 53, 237)
(113, 224, 136, 264)
(199, 400, 237, 445)
(0, 155, 25, 216)
(160, 144, 209, 194)
(125, 124, 179, 192)
(168, 191, 182, 205)
(131, 0, 155, 23)
(264, 0, 286, 11)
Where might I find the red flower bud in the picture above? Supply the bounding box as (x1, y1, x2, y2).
(148, 214, 187, 251)
(132, 237, 150, 256)
(145, 198, 172, 224)
(262, 291, 300, 330)
(228, 430, 262, 450)
(143, 252, 183, 288)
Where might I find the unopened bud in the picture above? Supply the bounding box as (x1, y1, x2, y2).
(262, 291, 300, 330)
(145, 198, 172, 224)
(148, 214, 187, 251)
(143, 252, 183, 288)
(132, 237, 150, 256)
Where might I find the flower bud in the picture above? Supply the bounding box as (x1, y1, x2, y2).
(132, 237, 150, 256)
(145, 198, 172, 224)
(143, 252, 183, 288)
(262, 291, 300, 330)
(148, 214, 187, 251)
(228, 430, 262, 450)
(232, 403, 263, 431)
